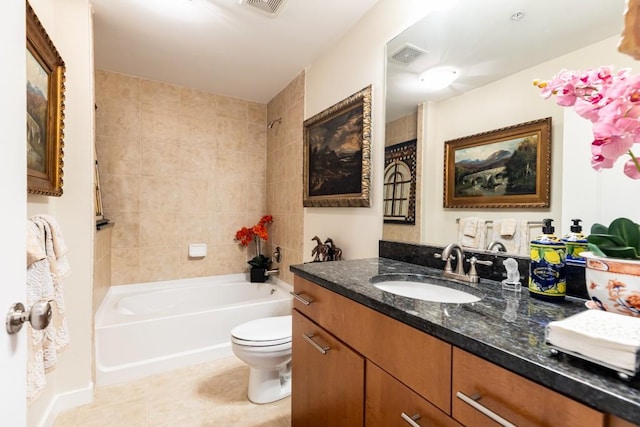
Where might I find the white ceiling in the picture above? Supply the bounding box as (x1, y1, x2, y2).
(90, 0, 381, 104)
(386, 0, 627, 122)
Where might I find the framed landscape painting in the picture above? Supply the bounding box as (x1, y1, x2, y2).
(443, 117, 551, 209)
(26, 2, 66, 197)
(303, 85, 372, 207)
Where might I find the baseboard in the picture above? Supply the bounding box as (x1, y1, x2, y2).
(36, 382, 93, 427)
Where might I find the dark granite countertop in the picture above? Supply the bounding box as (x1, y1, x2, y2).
(290, 257, 640, 424)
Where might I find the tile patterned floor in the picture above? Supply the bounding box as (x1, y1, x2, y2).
(53, 356, 291, 427)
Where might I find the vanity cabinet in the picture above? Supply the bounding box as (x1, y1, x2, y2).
(366, 361, 462, 427)
(291, 310, 365, 426)
(451, 348, 604, 426)
(292, 275, 451, 412)
(292, 275, 631, 426)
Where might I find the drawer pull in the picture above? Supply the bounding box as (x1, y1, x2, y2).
(400, 412, 422, 426)
(456, 391, 517, 427)
(290, 291, 314, 305)
(303, 333, 330, 355)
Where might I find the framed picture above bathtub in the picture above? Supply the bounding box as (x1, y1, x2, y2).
(303, 85, 372, 207)
(443, 117, 551, 209)
(26, 1, 66, 197)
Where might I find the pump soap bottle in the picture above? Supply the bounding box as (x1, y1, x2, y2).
(528, 218, 566, 301)
(562, 219, 588, 266)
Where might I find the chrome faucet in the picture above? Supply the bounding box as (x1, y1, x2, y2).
(436, 243, 493, 284)
(487, 240, 507, 252)
(265, 268, 279, 277)
(440, 243, 466, 277)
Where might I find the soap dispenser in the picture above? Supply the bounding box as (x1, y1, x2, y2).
(528, 218, 566, 301)
(562, 219, 588, 266)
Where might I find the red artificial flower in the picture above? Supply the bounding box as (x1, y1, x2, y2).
(234, 215, 274, 247)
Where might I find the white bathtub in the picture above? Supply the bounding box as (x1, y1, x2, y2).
(95, 274, 293, 386)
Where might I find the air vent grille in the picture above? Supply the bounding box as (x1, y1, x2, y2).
(240, 0, 288, 16)
(391, 44, 426, 64)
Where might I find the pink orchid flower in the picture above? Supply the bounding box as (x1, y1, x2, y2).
(535, 65, 640, 179)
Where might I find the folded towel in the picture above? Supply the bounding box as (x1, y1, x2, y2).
(499, 218, 517, 237)
(458, 217, 487, 249)
(490, 219, 529, 255)
(546, 309, 640, 373)
(26, 215, 70, 403)
(462, 217, 478, 237)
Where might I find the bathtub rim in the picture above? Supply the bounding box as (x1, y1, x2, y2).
(95, 273, 293, 327)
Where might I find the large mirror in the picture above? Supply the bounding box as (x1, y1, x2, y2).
(384, 0, 631, 255)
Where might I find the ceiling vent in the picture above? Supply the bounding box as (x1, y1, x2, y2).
(239, 0, 288, 17)
(391, 44, 426, 64)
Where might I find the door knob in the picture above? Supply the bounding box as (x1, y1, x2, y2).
(5, 300, 52, 335)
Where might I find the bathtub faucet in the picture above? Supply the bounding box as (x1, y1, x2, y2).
(265, 268, 279, 277)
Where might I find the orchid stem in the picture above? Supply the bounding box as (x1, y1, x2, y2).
(629, 150, 640, 173)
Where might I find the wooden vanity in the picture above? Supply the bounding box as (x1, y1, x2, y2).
(291, 275, 636, 427)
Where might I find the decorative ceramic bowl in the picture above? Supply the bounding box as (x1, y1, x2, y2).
(582, 252, 640, 317)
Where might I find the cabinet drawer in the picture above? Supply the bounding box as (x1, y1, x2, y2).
(292, 310, 365, 427)
(366, 361, 462, 427)
(452, 348, 604, 427)
(293, 276, 452, 413)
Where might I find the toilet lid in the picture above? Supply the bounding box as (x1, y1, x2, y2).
(231, 315, 292, 344)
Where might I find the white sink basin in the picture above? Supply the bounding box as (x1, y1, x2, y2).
(373, 278, 481, 304)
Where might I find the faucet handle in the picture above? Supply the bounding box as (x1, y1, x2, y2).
(466, 256, 493, 283)
(434, 253, 454, 273)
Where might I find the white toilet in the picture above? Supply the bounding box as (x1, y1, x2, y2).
(231, 315, 292, 404)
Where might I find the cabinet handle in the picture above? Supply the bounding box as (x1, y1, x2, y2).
(303, 333, 330, 355)
(290, 291, 314, 305)
(456, 391, 517, 427)
(400, 412, 422, 426)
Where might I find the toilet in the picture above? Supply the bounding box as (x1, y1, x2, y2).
(231, 315, 292, 404)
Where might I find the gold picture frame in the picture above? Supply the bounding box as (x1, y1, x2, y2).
(303, 85, 372, 207)
(26, 1, 66, 197)
(444, 117, 551, 209)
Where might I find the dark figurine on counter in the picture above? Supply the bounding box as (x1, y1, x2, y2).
(322, 238, 342, 262)
(311, 236, 342, 262)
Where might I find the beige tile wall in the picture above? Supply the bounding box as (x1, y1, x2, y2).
(95, 70, 270, 285)
(383, 112, 421, 243)
(93, 226, 112, 312)
(265, 72, 305, 285)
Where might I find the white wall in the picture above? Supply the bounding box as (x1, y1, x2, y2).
(26, 0, 95, 425)
(422, 35, 640, 245)
(304, 0, 445, 260)
(1, 0, 27, 425)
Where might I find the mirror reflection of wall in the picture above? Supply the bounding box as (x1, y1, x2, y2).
(384, 0, 632, 254)
(383, 109, 421, 243)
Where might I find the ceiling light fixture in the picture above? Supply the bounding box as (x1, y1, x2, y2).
(419, 66, 459, 90)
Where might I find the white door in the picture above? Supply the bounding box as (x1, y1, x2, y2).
(1, 1, 28, 426)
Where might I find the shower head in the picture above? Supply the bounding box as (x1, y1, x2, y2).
(267, 118, 282, 129)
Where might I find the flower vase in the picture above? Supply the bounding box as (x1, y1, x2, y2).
(583, 252, 640, 317)
(250, 267, 267, 283)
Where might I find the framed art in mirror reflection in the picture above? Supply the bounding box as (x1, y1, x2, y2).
(444, 117, 552, 209)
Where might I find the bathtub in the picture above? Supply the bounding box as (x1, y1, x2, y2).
(95, 274, 293, 386)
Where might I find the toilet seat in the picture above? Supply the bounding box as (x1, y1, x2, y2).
(231, 315, 292, 347)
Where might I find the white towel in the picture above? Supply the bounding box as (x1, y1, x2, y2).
(546, 309, 640, 373)
(491, 219, 529, 255)
(499, 218, 517, 237)
(458, 217, 487, 249)
(26, 215, 70, 403)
